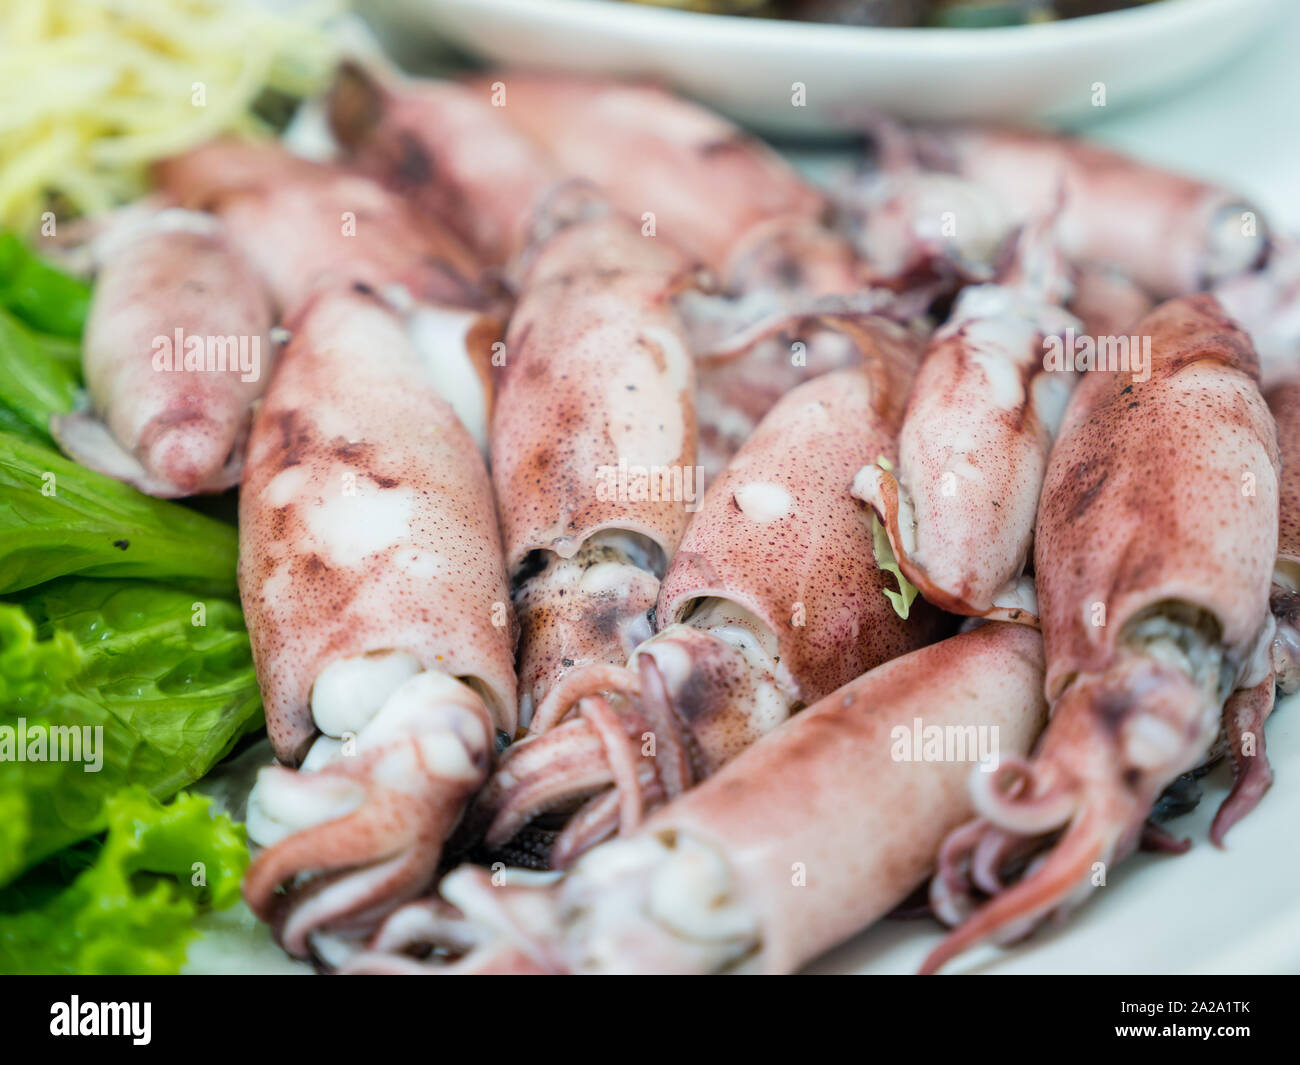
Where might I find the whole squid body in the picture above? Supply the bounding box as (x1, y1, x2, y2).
(238, 284, 517, 959)
(326, 61, 562, 269)
(855, 219, 1080, 622)
(442, 72, 861, 298)
(490, 193, 701, 732)
(922, 295, 1280, 973)
(916, 125, 1269, 298)
(476, 362, 943, 869)
(349, 623, 1048, 975)
(154, 138, 498, 449)
(49, 209, 275, 496)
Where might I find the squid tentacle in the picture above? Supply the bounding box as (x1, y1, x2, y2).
(357, 624, 1048, 975)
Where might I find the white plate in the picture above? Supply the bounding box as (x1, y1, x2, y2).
(365, 0, 1285, 134)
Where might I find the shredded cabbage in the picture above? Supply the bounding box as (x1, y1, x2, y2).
(0, 0, 339, 232)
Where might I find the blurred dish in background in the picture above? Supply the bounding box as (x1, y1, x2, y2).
(613, 0, 1152, 28)
(365, 0, 1283, 132)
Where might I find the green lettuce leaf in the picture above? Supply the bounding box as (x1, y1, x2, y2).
(0, 309, 80, 442)
(0, 232, 91, 339)
(0, 433, 239, 595)
(0, 788, 247, 975)
(0, 580, 261, 883)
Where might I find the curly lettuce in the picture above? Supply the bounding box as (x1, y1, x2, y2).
(0, 788, 246, 975)
(0, 580, 260, 884)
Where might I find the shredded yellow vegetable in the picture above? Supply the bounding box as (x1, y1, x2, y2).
(0, 0, 339, 233)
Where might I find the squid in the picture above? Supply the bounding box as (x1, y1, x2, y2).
(1267, 378, 1300, 696)
(326, 65, 859, 299)
(476, 361, 942, 869)
(456, 73, 898, 482)
(831, 119, 1014, 296)
(450, 72, 898, 473)
(835, 148, 1157, 349)
(457, 73, 858, 297)
(154, 139, 497, 449)
(1068, 263, 1154, 341)
(238, 284, 518, 961)
(922, 294, 1280, 973)
(50, 209, 274, 497)
(855, 219, 1079, 621)
(347, 623, 1048, 975)
(917, 125, 1269, 298)
(326, 61, 561, 270)
(491, 190, 701, 731)
(325, 68, 708, 772)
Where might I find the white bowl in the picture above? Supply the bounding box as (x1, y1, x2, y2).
(364, 0, 1285, 135)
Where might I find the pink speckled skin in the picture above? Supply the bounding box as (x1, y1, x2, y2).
(491, 210, 699, 721)
(154, 138, 486, 315)
(650, 623, 1046, 974)
(473, 356, 939, 866)
(396, 624, 1044, 974)
(865, 296, 1072, 622)
(927, 126, 1266, 298)
(1264, 380, 1300, 696)
(239, 286, 517, 764)
(328, 62, 561, 268)
(658, 368, 940, 708)
(53, 222, 273, 496)
(1267, 378, 1300, 568)
(462, 73, 842, 288)
(1036, 295, 1278, 699)
(493, 215, 697, 571)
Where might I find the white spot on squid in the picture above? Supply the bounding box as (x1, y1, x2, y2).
(1124, 713, 1184, 770)
(733, 481, 792, 523)
(263, 464, 312, 508)
(306, 485, 414, 567)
